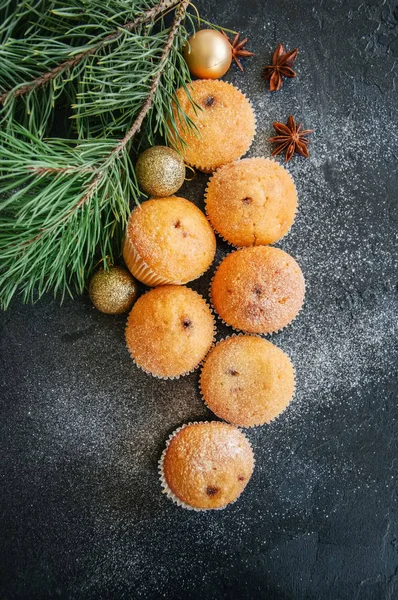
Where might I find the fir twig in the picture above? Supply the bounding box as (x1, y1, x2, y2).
(0, 0, 180, 105)
(113, 0, 189, 155)
(0, 0, 202, 309)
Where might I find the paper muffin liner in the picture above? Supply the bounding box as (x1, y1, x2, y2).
(158, 420, 255, 511)
(125, 288, 217, 380)
(208, 253, 306, 337)
(198, 333, 296, 429)
(204, 157, 298, 249)
(123, 234, 184, 287)
(187, 82, 257, 173)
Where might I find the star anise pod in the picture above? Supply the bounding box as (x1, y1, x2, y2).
(263, 44, 298, 91)
(222, 31, 254, 72)
(269, 115, 313, 163)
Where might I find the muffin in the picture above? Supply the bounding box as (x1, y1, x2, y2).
(123, 197, 216, 286)
(159, 421, 254, 510)
(200, 335, 295, 427)
(170, 80, 255, 172)
(125, 286, 215, 379)
(211, 246, 305, 334)
(205, 158, 298, 246)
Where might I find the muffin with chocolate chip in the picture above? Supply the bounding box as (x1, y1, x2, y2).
(125, 286, 215, 379)
(205, 158, 297, 246)
(159, 421, 254, 510)
(123, 197, 216, 287)
(211, 246, 305, 334)
(200, 335, 295, 427)
(170, 80, 255, 172)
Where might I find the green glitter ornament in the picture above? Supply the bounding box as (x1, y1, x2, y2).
(136, 146, 186, 197)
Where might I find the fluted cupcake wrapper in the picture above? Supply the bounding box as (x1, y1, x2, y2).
(125, 289, 217, 380)
(158, 421, 255, 511)
(198, 333, 297, 429)
(186, 84, 257, 174)
(123, 235, 184, 287)
(204, 157, 298, 249)
(208, 254, 306, 337)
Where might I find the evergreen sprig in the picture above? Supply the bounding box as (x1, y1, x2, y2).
(0, 0, 204, 309)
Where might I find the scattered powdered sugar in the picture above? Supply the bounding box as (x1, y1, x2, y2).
(1, 1, 398, 595)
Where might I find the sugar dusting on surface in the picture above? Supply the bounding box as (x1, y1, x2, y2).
(1, 0, 398, 597)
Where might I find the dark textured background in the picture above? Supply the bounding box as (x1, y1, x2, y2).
(1, 1, 398, 598)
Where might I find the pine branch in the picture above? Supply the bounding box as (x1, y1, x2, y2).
(0, 0, 198, 310)
(112, 0, 189, 156)
(0, 0, 180, 105)
(0, 0, 198, 139)
(53, 0, 189, 212)
(0, 131, 135, 307)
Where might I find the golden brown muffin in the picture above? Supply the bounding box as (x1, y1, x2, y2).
(125, 286, 215, 379)
(170, 80, 255, 172)
(123, 197, 216, 287)
(160, 421, 254, 510)
(205, 158, 298, 246)
(200, 335, 295, 427)
(211, 246, 305, 334)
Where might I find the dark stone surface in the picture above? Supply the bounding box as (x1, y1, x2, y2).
(1, 0, 398, 598)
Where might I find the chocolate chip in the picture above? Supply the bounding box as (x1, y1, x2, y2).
(182, 318, 192, 329)
(253, 286, 263, 296)
(174, 220, 188, 237)
(227, 368, 239, 376)
(242, 197, 253, 205)
(238, 475, 245, 481)
(204, 95, 215, 107)
(206, 486, 219, 496)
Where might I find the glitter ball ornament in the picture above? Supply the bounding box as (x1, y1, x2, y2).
(183, 29, 232, 79)
(89, 266, 139, 314)
(136, 146, 186, 197)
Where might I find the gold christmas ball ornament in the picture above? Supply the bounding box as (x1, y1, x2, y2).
(183, 29, 232, 79)
(136, 146, 186, 197)
(89, 266, 139, 314)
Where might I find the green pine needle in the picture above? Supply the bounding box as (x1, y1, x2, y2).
(0, 0, 209, 309)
